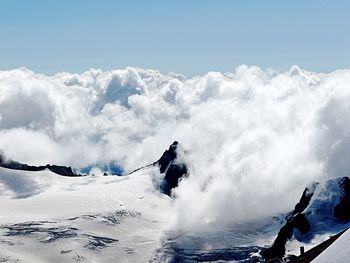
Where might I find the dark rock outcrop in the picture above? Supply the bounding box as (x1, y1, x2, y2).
(263, 177, 350, 261)
(0, 152, 80, 177)
(0, 154, 46, 171)
(292, 183, 318, 216)
(127, 141, 188, 196)
(45, 165, 77, 177)
(334, 177, 350, 221)
(262, 183, 317, 260)
(157, 141, 188, 196)
(158, 141, 179, 173)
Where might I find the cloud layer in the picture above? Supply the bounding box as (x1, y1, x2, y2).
(1, 66, 350, 228)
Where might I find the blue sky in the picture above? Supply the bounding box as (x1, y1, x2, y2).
(0, 0, 349, 76)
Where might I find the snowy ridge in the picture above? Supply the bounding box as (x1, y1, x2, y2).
(0, 166, 171, 262)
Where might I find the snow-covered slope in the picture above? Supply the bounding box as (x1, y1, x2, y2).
(0, 166, 171, 262)
(312, 228, 350, 263)
(0, 164, 285, 262)
(2, 158, 350, 262)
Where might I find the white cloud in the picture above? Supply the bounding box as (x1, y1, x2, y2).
(1, 66, 350, 230)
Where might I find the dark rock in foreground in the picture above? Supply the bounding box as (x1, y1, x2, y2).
(263, 177, 350, 261)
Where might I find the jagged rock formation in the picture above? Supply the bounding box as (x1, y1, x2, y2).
(128, 141, 188, 196)
(0, 153, 79, 176)
(157, 141, 179, 173)
(263, 177, 350, 261)
(157, 141, 188, 196)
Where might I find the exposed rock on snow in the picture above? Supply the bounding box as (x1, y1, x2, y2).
(129, 141, 188, 196)
(0, 152, 79, 177)
(264, 177, 350, 260)
(157, 141, 188, 196)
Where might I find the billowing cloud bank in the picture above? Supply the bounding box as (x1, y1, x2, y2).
(1, 66, 350, 228)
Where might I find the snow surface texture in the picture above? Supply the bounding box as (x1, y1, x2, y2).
(312, 229, 350, 263)
(0, 166, 172, 262)
(1, 66, 350, 231)
(0, 167, 286, 262)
